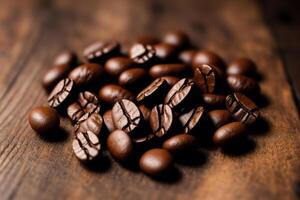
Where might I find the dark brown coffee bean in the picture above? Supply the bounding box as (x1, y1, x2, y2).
(104, 57, 134, 77)
(74, 113, 103, 135)
(68, 63, 103, 87)
(213, 122, 247, 145)
(48, 78, 75, 109)
(160, 76, 180, 86)
(72, 131, 101, 161)
(163, 134, 197, 153)
(139, 148, 173, 176)
(53, 50, 78, 67)
(227, 75, 260, 95)
(154, 43, 178, 61)
(98, 84, 134, 105)
(202, 94, 226, 108)
(130, 43, 156, 65)
(112, 99, 142, 133)
(178, 49, 197, 65)
(136, 78, 170, 105)
(43, 64, 72, 91)
(118, 68, 148, 89)
(135, 35, 159, 45)
(149, 104, 173, 137)
(179, 106, 205, 133)
(193, 64, 219, 93)
(226, 93, 259, 124)
(28, 106, 60, 135)
(149, 64, 191, 79)
(193, 50, 226, 70)
(103, 110, 116, 132)
(208, 109, 232, 128)
(162, 31, 190, 50)
(107, 130, 133, 161)
(83, 41, 120, 63)
(227, 58, 257, 76)
(139, 105, 151, 121)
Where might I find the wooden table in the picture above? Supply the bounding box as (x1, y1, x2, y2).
(1, 0, 300, 199)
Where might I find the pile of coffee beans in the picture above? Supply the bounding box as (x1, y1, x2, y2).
(28, 31, 262, 176)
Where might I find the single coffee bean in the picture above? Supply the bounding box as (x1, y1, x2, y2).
(139, 105, 151, 121)
(193, 64, 219, 93)
(136, 78, 170, 105)
(48, 78, 75, 109)
(139, 148, 173, 176)
(129, 43, 156, 65)
(163, 134, 197, 153)
(179, 106, 206, 133)
(72, 131, 101, 161)
(213, 122, 247, 145)
(83, 41, 120, 63)
(149, 64, 191, 79)
(107, 130, 133, 161)
(226, 93, 259, 124)
(28, 106, 60, 135)
(178, 49, 197, 65)
(160, 76, 180, 86)
(208, 109, 232, 128)
(104, 57, 134, 77)
(135, 35, 159, 45)
(202, 94, 226, 108)
(103, 110, 116, 132)
(162, 31, 190, 50)
(118, 68, 148, 89)
(43, 64, 72, 91)
(149, 104, 173, 137)
(227, 75, 260, 95)
(74, 113, 103, 135)
(112, 99, 142, 133)
(98, 84, 134, 105)
(68, 63, 103, 87)
(53, 50, 78, 67)
(193, 50, 226, 70)
(154, 43, 178, 61)
(227, 58, 257, 76)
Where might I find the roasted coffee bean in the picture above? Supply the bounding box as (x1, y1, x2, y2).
(103, 110, 116, 132)
(163, 134, 197, 153)
(149, 64, 191, 79)
(161, 76, 180, 86)
(72, 131, 101, 161)
(68, 63, 103, 87)
(107, 130, 133, 161)
(202, 94, 226, 108)
(53, 50, 78, 67)
(208, 109, 232, 128)
(98, 84, 134, 105)
(43, 64, 72, 91)
(28, 106, 60, 135)
(193, 50, 226, 70)
(136, 78, 170, 105)
(135, 35, 159, 45)
(154, 43, 178, 61)
(213, 122, 247, 145)
(139, 105, 151, 121)
(149, 104, 173, 137)
(83, 41, 120, 63)
(48, 78, 75, 109)
(162, 31, 190, 50)
(165, 78, 196, 111)
(226, 93, 259, 124)
(104, 57, 134, 77)
(67, 91, 100, 123)
(227, 75, 260, 95)
(179, 106, 206, 133)
(193, 64, 219, 93)
(227, 58, 257, 76)
(130, 43, 156, 64)
(112, 99, 142, 133)
(74, 113, 103, 135)
(178, 49, 197, 65)
(118, 68, 148, 89)
(139, 148, 173, 176)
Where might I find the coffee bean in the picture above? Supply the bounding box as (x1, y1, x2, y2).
(68, 63, 103, 87)
(154, 43, 178, 61)
(103, 110, 116, 132)
(118, 68, 148, 89)
(227, 75, 260, 95)
(179, 106, 206, 133)
(202, 94, 226, 108)
(213, 122, 247, 145)
(227, 58, 257, 76)
(130, 43, 156, 65)
(72, 131, 101, 161)
(104, 57, 134, 77)
(160, 76, 180, 86)
(135, 35, 159, 45)
(149, 104, 173, 137)
(163, 134, 197, 153)
(28, 106, 60, 135)
(139, 148, 173, 176)
(53, 50, 78, 67)
(208, 109, 232, 128)
(149, 64, 191, 79)
(226, 93, 259, 124)
(162, 31, 190, 50)
(139, 105, 151, 121)
(178, 49, 197, 65)
(48, 78, 75, 109)
(74, 113, 103, 135)
(193, 64, 219, 93)
(193, 50, 226, 70)
(43, 64, 72, 91)
(107, 130, 133, 161)
(83, 41, 120, 63)
(112, 99, 142, 133)
(98, 84, 134, 105)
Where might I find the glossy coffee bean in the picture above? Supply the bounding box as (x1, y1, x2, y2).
(98, 84, 134, 105)
(202, 94, 226, 108)
(160, 76, 180, 86)
(154, 43, 178, 61)
(83, 41, 120, 63)
(107, 130, 133, 161)
(208, 109, 232, 128)
(226, 93, 259, 124)
(149, 104, 173, 137)
(193, 50, 226, 70)
(179, 106, 206, 133)
(135, 35, 159, 45)
(213, 122, 247, 145)
(227, 58, 257, 76)
(193, 64, 219, 93)
(104, 57, 134, 77)
(43, 64, 72, 91)
(103, 110, 116, 132)
(28, 106, 60, 135)
(74, 113, 103, 135)
(118, 68, 148, 89)
(129, 43, 156, 65)
(227, 75, 260, 95)
(149, 64, 191, 79)
(139, 105, 151, 121)
(72, 131, 101, 161)
(178, 49, 197, 65)
(162, 31, 190, 50)
(53, 50, 78, 67)
(163, 134, 197, 153)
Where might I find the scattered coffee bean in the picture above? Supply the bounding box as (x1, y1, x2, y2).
(98, 84, 134, 105)
(43, 64, 72, 91)
(226, 93, 259, 124)
(53, 50, 78, 67)
(104, 57, 134, 77)
(103, 110, 116, 132)
(227, 75, 260, 95)
(193, 50, 226, 70)
(179, 106, 206, 133)
(213, 122, 247, 145)
(149, 104, 173, 137)
(202, 94, 226, 108)
(193, 64, 219, 93)
(160, 76, 180, 86)
(149, 63, 191, 79)
(227, 58, 257, 76)
(107, 130, 133, 161)
(130, 43, 156, 65)
(74, 113, 103, 135)
(163, 134, 198, 153)
(135, 35, 159, 45)
(139, 105, 151, 121)
(162, 31, 190, 50)
(84, 41, 120, 63)
(154, 43, 178, 61)
(208, 109, 232, 128)
(118, 68, 148, 89)
(178, 49, 197, 65)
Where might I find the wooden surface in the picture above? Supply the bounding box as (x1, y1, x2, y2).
(0, 0, 300, 199)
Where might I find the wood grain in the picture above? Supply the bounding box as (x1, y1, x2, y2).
(0, 0, 299, 199)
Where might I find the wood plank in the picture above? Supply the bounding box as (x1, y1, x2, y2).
(0, 0, 299, 199)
